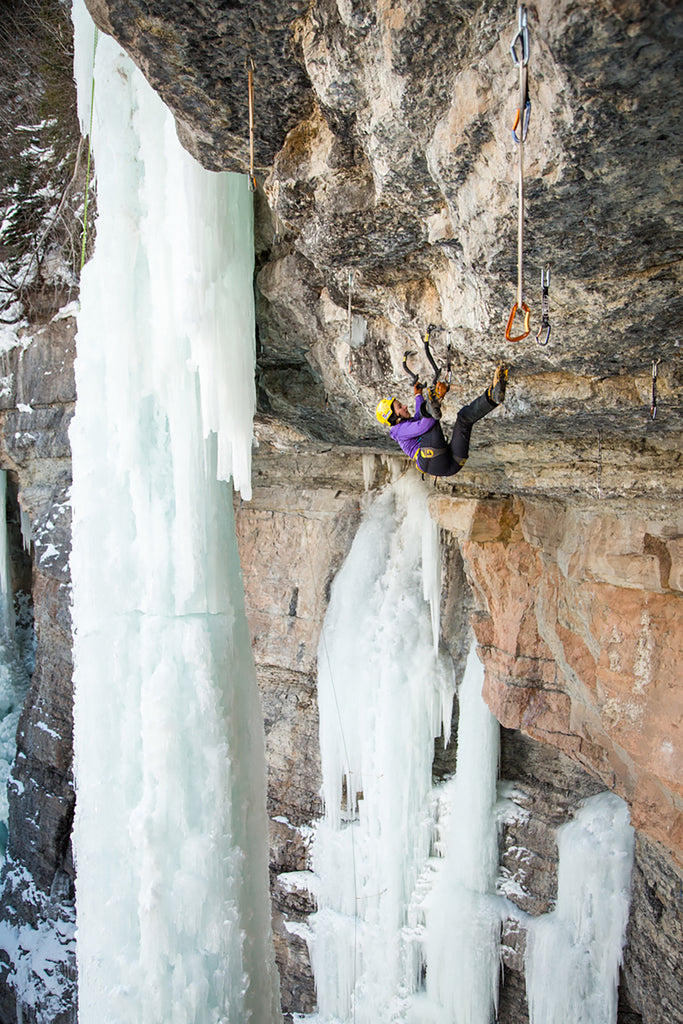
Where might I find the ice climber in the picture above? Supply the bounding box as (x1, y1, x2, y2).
(375, 363, 508, 478)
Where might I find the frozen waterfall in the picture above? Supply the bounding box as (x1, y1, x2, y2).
(304, 475, 634, 1024)
(70, 2, 280, 1022)
(307, 474, 499, 1024)
(67, 2, 636, 1020)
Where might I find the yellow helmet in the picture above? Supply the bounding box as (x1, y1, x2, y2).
(376, 397, 395, 425)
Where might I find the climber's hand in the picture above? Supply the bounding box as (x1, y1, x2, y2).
(413, 381, 423, 395)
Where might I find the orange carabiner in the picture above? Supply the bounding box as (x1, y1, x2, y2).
(505, 301, 531, 342)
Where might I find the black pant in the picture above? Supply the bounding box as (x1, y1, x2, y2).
(416, 390, 496, 477)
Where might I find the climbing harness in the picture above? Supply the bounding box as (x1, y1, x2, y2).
(80, 26, 99, 270)
(505, 5, 531, 342)
(415, 446, 450, 460)
(650, 358, 661, 420)
(536, 266, 551, 345)
(246, 56, 257, 192)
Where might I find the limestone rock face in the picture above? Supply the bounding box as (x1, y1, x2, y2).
(236, 456, 681, 1023)
(86, 0, 682, 512)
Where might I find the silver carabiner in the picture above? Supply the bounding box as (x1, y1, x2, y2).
(510, 5, 530, 67)
(511, 100, 531, 143)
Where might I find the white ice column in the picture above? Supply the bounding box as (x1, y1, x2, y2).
(415, 643, 501, 1024)
(525, 792, 634, 1024)
(70, 3, 280, 1021)
(310, 475, 455, 1024)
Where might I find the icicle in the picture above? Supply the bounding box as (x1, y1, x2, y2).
(418, 643, 502, 1024)
(421, 513, 441, 658)
(362, 454, 376, 492)
(19, 508, 31, 555)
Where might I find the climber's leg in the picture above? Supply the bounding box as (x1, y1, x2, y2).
(448, 391, 497, 463)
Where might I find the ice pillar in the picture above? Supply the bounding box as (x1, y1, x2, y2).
(70, 3, 281, 1021)
(525, 792, 634, 1024)
(419, 644, 501, 1024)
(310, 475, 455, 1023)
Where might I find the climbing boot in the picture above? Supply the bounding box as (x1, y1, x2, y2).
(487, 362, 508, 405)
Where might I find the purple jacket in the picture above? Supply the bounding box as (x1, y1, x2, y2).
(389, 394, 438, 459)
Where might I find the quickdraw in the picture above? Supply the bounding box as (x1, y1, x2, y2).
(505, 5, 531, 343)
(536, 267, 551, 345)
(246, 56, 257, 192)
(650, 358, 661, 420)
(510, 8, 530, 143)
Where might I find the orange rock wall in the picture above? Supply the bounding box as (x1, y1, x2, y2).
(429, 495, 683, 868)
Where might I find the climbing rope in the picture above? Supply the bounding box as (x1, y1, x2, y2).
(536, 266, 551, 345)
(80, 26, 99, 271)
(246, 56, 257, 192)
(505, 5, 531, 342)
